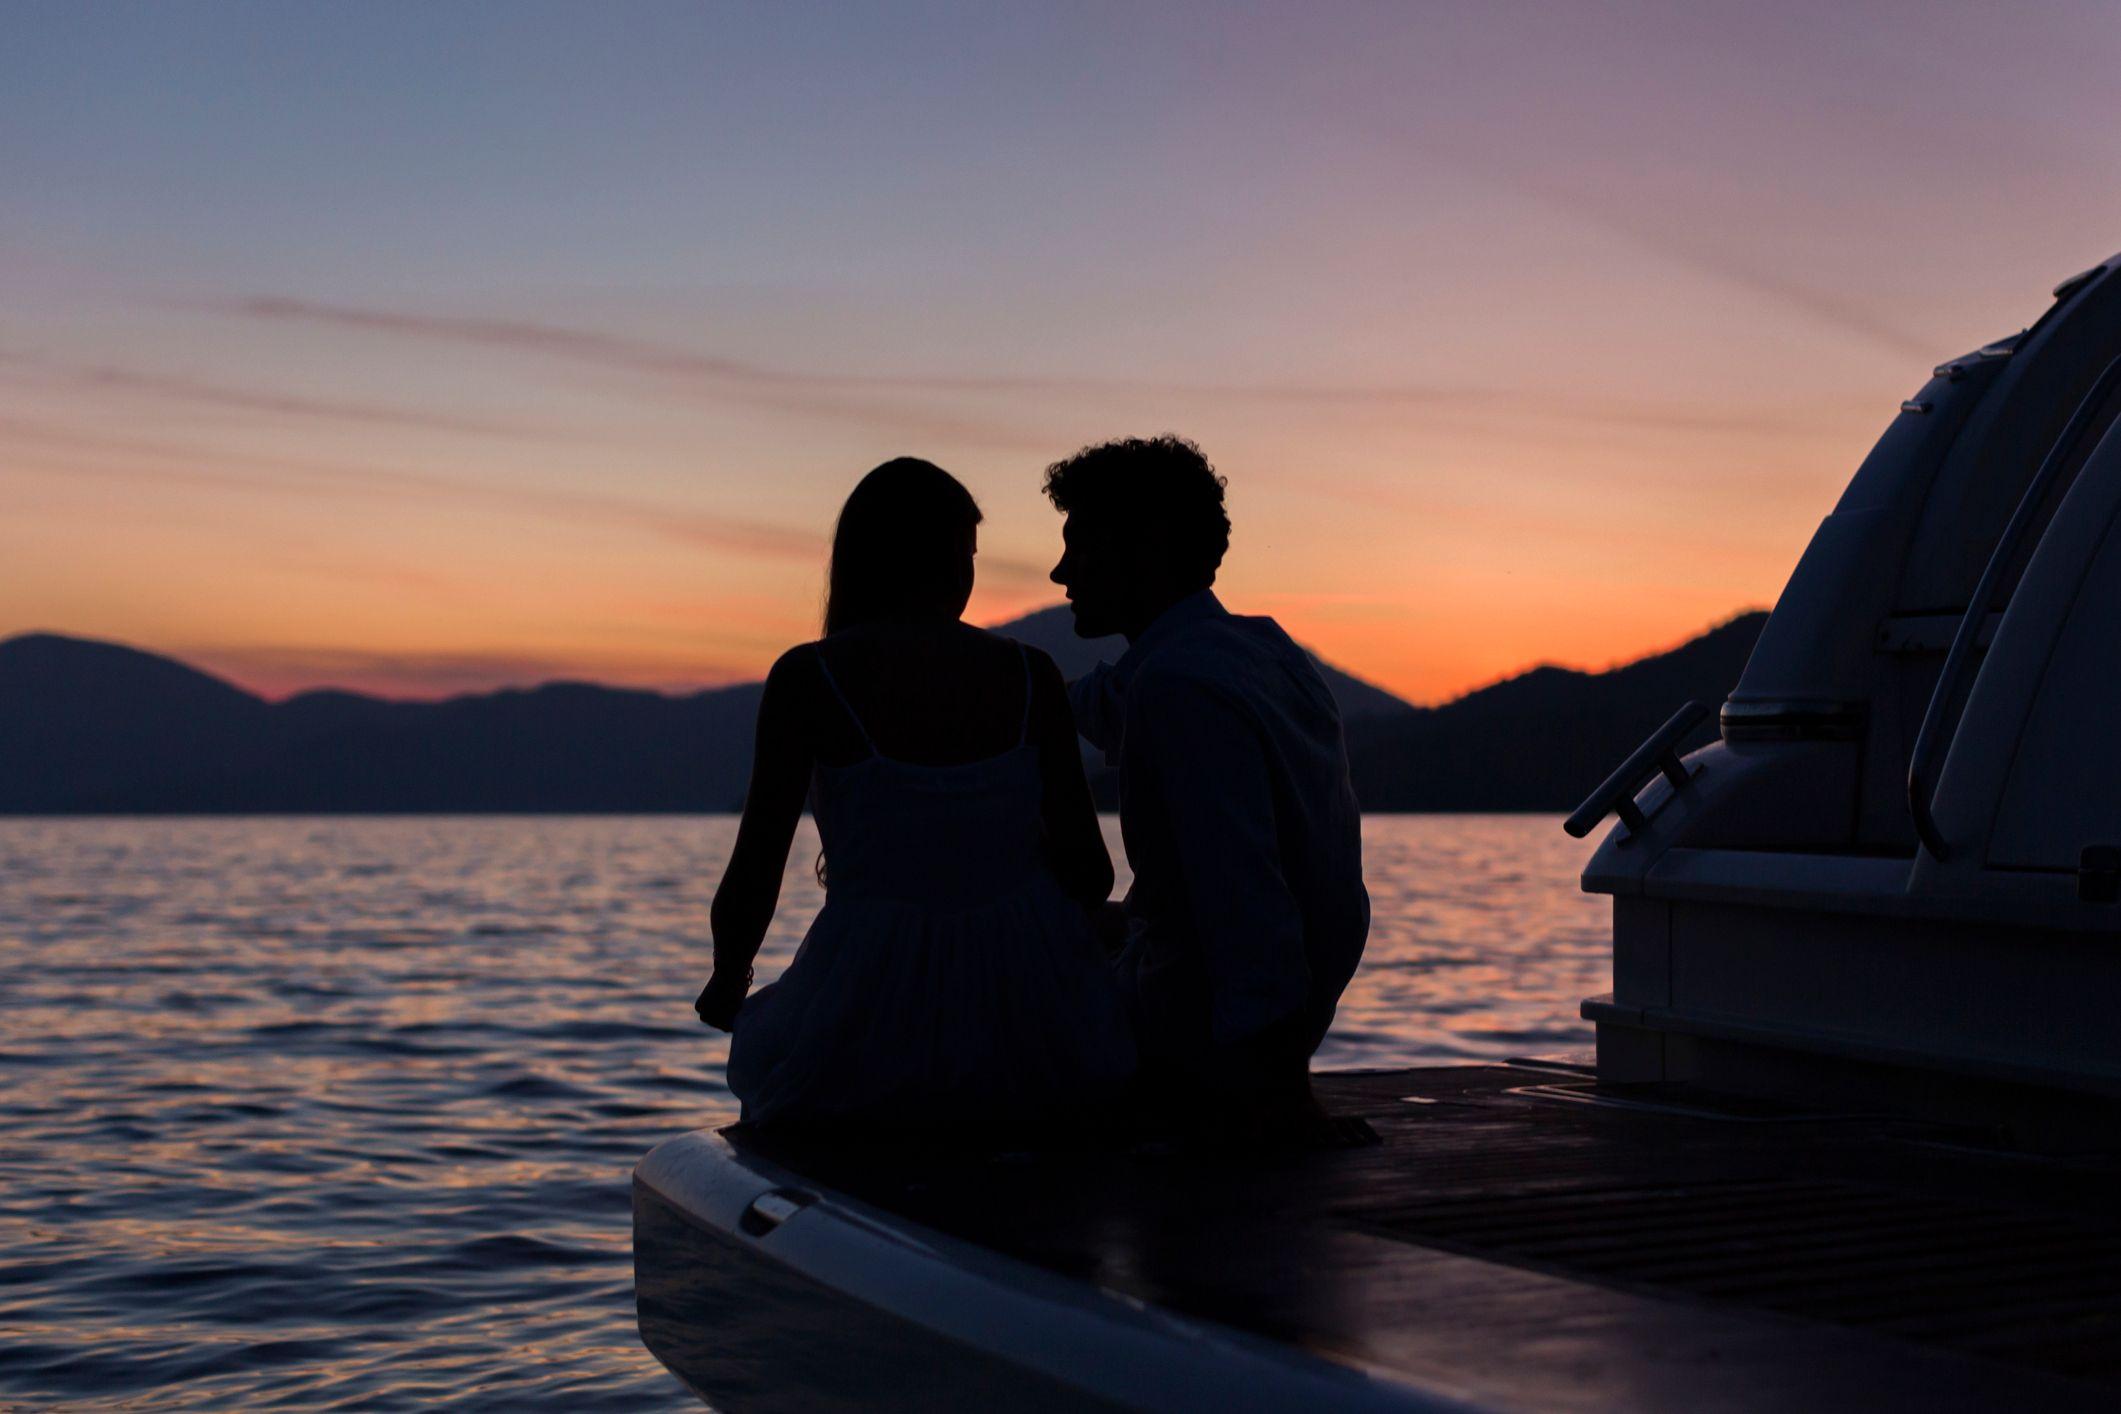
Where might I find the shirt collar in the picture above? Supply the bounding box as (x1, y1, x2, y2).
(1112, 588, 1226, 687)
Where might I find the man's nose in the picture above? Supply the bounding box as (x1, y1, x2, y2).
(1049, 555, 1068, 586)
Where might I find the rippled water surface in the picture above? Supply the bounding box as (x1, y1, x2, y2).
(0, 815, 1606, 1408)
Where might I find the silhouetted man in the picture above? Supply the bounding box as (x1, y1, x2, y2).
(1046, 436, 1370, 1143)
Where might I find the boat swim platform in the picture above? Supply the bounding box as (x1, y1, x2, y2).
(634, 1062, 2121, 1411)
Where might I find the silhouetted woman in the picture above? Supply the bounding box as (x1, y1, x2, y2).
(695, 458, 1133, 1131)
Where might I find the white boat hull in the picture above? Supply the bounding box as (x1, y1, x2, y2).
(633, 1130, 1475, 1412)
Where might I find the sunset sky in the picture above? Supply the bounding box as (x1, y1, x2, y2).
(6, 2, 2120, 703)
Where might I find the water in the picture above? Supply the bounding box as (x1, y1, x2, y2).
(0, 815, 1608, 1409)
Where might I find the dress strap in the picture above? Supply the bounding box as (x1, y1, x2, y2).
(1016, 641, 1034, 746)
(813, 645, 878, 756)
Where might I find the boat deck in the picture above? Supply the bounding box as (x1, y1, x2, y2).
(726, 1063, 2121, 1411)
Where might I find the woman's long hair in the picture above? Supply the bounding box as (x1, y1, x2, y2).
(823, 459, 983, 635)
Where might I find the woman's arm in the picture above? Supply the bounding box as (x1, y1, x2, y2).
(1028, 649, 1115, 911)
(696, 649, 816, 1029)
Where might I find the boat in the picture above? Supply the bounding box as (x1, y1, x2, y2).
(635, 253, 2121, 1411)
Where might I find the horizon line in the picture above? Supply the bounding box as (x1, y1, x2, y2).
(0, 605, 1772, 712)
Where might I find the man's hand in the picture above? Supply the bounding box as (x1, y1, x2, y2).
(694, 969, 749, 1031)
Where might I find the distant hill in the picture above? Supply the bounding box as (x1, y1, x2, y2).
(0, 632, 764, 813)
(1345, 611, 1767, 810)
(0, 610, 1765, 813)
(0, 634, 272, 811)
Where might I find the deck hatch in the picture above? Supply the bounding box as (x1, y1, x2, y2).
(1362, 1177, 2121, 1382)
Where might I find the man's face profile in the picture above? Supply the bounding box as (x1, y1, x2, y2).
(1051, 514, 1129, 639)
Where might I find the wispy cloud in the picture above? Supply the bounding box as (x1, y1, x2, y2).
(211, 293, 1485, 407)
(3, 415, 1067, 593)
(0, 416, 831, 564)
(1625, 241, 1940, 363)
(225, 296, 795, 384)
(208, 292, 1871, 441)
(0, 355, 561, 441)
(209, 295, 1070, 449)
(1494, 177, 1942, 362)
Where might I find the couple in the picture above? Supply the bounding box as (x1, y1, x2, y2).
(694, 436, 1370, 1146)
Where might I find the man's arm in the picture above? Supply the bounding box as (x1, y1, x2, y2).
(1067, 662, 1125, 765)
(1128, 668, 1310, 1051)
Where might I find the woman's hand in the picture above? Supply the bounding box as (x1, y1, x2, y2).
(694, 969, 749, 1031)
(1091, 900, 1131, 958)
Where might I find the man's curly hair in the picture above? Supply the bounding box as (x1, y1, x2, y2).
(1042, 434, 1231, 590)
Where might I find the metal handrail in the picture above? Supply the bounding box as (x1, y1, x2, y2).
(1564, 700, 1712, 839)
(1907, 353, 2121, 860)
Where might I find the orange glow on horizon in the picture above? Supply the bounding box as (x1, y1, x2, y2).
(0, 376, 1958, 706)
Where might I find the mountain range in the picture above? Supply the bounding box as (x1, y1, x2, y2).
(0, 607, 1764, 814)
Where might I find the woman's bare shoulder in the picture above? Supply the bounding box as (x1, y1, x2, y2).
(762, 641, 828, 698)
(961, 623, 1053, 659)
(1010, 640, 1065, 683)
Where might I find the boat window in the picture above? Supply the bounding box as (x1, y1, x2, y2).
(1987, 509, 2121, 870)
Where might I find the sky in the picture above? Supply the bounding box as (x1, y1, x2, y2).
(5, 2, 2120, 704)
